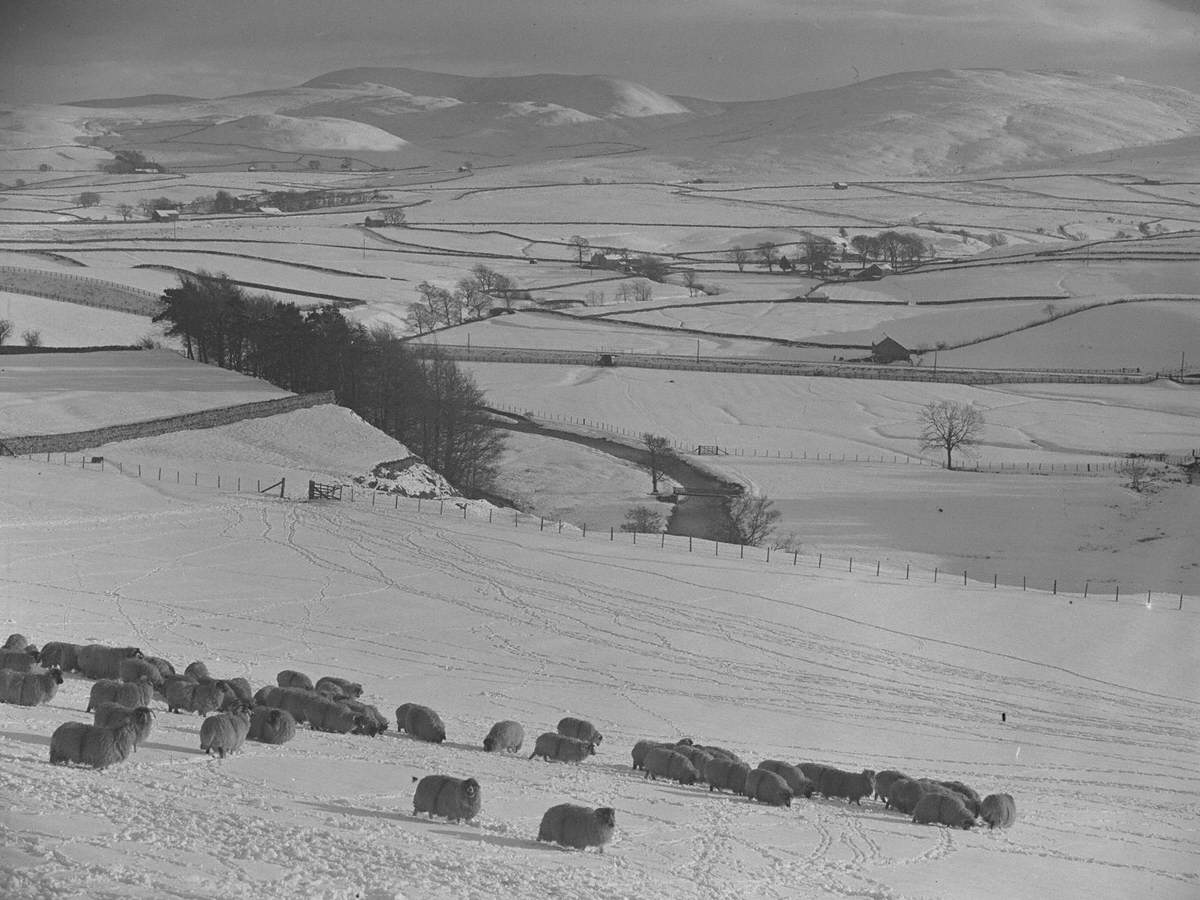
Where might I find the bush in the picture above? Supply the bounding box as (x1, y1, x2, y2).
(621, 505, 665, 533)
(22, 329, 42, 348)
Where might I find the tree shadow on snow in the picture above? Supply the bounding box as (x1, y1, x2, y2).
(433, 829, 563, 852)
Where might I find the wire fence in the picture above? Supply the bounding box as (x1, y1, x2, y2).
(8, 451, 1191, 611)
(0, 264, 159, 315)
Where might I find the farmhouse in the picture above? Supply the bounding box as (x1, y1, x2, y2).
(854, 263, 892, 280)
(833, 181, 849, 190)
(151, 208, 179, 222)
(871, 336, 911, 364)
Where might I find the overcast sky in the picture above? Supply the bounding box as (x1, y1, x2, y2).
(3, 0, 1198, 104)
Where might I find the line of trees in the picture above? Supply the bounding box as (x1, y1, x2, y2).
(405, 265, 531, 334)
(849, 231, 930, 267)
(153, 271, 505, 491)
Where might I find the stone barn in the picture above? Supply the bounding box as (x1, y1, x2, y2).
(871, 336, 911, 364)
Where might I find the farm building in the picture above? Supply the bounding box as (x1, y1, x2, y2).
(854, 263, 893, 280)
(151, 208, 179, 221)
(871, 336, 911, 364)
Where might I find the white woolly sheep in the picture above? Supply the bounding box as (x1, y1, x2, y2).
(816, 767, 876, 805)
(704, 757, 751, 794)
(92, 702, 154, 748)
(276, 669, 314, 691)
(483, 720, 524, 753)
(336, 698, 388, 735)
(303, 695, 370, 734)
(39, 641, 82, 672)
(200, 705, 252, 758)
(315, 675, 363, 699)
(537, 804, 616, 852)
(0, 667, 63, 707)
(119, 657, 164, 689)
(256, 685, 315, 724)
(87, 678, 154, 712)
(78, 645, 143, 680)
(556, 716, 602, 745)
(248, 707, 297, 745)
(529, 732, 595, 763)
(643, 747, 699, 785)
(400, 704, 445, 743)
(164, 678, 228, 715)
(913, 791, 977, 829)
(757, 761, 815, 799)
(412, 775, 482, 822)
(744, 768, 793, 807)
(980, 793, 1017, 829)
(49, 709, 152, 769)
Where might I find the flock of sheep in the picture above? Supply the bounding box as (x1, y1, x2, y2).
(1, 631, 1015, 854)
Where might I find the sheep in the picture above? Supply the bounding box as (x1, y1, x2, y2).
(256, 685, 315, 724)
(248, 707, 297, 745)
(220, 677, 254, 707)
(643, 747, 699, 785)
(529, 732, 595, 763)
(744, 768, 793, 807)
(936, 780, 982, 816)
(817, 767, 876, 805)
(887, 778, 951, 815)
(483, 720, 525, 753)
(92, 703, 154, 748)
(302, 695, 371, 734)
(703, 757, 751, 794)
(537, 804, 616, 853)
(87, 678, 153, 712)
(184, 661, 210, 681)
(913, 792, 977, 829)
(143, 656, 176, 680)
(394, 702, 415, 732)
(0, 648, 38, 672)
(315, 675, 363, 699)
(3, 633, 29, 650)
(50, 710, 152, 769)
(336, 698, 388, 735)
(672, 743, 715, 773)
(401, 704, 446, 743)
(631, 739, 671, 770)
(164, 678, 229, 716)
(798, 762, 835, 788)
(119, 657, 164, 689)
(556, 716, 603, 746)
(77, 645, 143, 680)
(980, 793, 1017, 829)
(873, 769, 910, 803)
(0, 667, 63, 706)
(200, 705, 253, 758)
(411, 775, 482, 823)
(39, 641, 82, 672)
(276, 669, 314, 691)
(757, 761, 816, 799)
(700, 745, 744, 764)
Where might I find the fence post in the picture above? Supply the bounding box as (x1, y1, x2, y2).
(540, 517, 544, 531)
(1115, 585, 1119, 603)
(237, 477, 241, 491)
(194, 473, 198, 486)
(818, 553, 822, 568)
(963, 570, 967, 586)
(515, 511, 519, 526)
(582, 523, 587, 537)
(610, 526, 614, 541)
(1052, 579, 1057, 595)
(906, 563, 910, 579)
(934, 567, 938, 583)
(739, 544, 744, 559)
(993, 573, 997, 588)
(217, 475, 221, 489)
(440, 500, 444, 515)
(766, 546, 770, 563)
(1084, 581, 1089, 598)
(849, 557, 853, 572)
(257, 478, 260, 491)
(689, 536, 692, 552)
(793, 551, 798, 565)
(876, 561, 880, 577)
(1181, 594, 1185, 611)
(1023, 575, 1026, 590)
(632, 531, 636, 544)
(418, 498, 422, 512)
(660, 532, 665, 548)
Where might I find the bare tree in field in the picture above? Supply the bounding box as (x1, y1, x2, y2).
(117, 203, 133, 221)
(729, 246, 749, 271)
(0, 319, 12, 345)
(631, 280, 653, 302)
(919, 400, 984, 469)
(1116, 457, 1153, 493)
(725, 493, 781, 546)
(568, 235, 590, 265)
(642, 433, 673, 493)
(682, 269, 700, 296)
(757, 241, 778, 272)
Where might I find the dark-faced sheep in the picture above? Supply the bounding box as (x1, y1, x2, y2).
(302, 695, 371, 734)
(913, 791, 976, 829)
(39, 641, 82, 672)
(643, 747, 699, 785)
(276, 669, 314, 691)
(412, 775, 482, 823)
(49, 710, 152, 769)
(874, 769, 910, 803)
(483, 720, 525, 753)
(78, 645, 142, 680)
(556, 716, 602, 746)
(817, 767, 876, 805)
(119, 657, 164, 689)
(0, 667, 63, 707)
(337, 698, 388, 736)
(703, 757, 751, 794)
(164, 678, 229, 716)
(87, 678, 153, 712)
(744, 768, 793, 807)
(529, 732, 595, 763)
(401, 704, 446, 743)
(980, 793, 1017, 829)
(200, 705, 252, 758)
(315, 675, 363, 699)
(248, 707, 297, 745)
(631, 739, 671, 771)
(757, 761, 815, 799)
(537, 804, 615, 853)
(92, 703, 154, 749)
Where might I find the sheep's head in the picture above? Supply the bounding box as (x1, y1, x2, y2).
(596, 808, 616, 828)
(586, 742, 597, 756)
(483, 735, 495, 751)
(462, 779, 480, 801)
(49, 668, 64, 685)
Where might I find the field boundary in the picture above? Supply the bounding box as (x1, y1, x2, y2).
(0, 264, 159, 315)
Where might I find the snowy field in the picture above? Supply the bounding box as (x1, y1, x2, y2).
(1, 456, 1197, 900)
(0, 293, 166, 348)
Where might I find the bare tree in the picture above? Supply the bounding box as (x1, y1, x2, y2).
(585, 288, 606, 306)
(621, 505, 665, 533)
(0, 319, 12, 345)
(919, 400, 985, 469)
(117, 203, 133, 221)
(1116, 457, 1153, 493)
(568, 235, 590, 266)
(757, 241, 778, 271)
(615, 282, 635, 303)
(642, 433, 673, 493)
(725, 493, 781, 546)
(382, 207, 406, 225)
(77, 191, 101, 208)
(729, 246, 750, 272)
(631, 280, 653, 302)
(21, 329, 42, 348)
(682, 270, 700, 296)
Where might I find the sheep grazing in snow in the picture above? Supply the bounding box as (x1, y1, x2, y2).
(142, 656, 176, 680)
(556, 716, 603, 746)
(92, 703, 154, 749)
(744, 768, 793, 807)
(0, 667, 63, 707)
(87, 678, 153, 712)
(397, 704, 446, 743)
(119, 657, 164, 689)
(631, 739, 671, 770)
(529, 732, 595, 763)
(980, 793, 1017, 829)
(537, 804, 616, 853)
(936, 780, 982, 816)
(254, 685, 312, 723)
(77, 645, 143, 681)
(50, 710, 152, 769)
(757, 761, 815, 799)
(816, 767, 876, 805)
(336, 698, 388, 735)
(3, 634, 29, 651)
(912, 791, 977, 829)
(221, 677, 254, 706)
(700, 745, 744, 765)
(314, 675, 363, 699)
(873, 769, 910, 803)
(164, 678, 228, 715)
(0, 647, 39, 672)
(248, 707, 297, 745)
(671, 743, 715, 773)
(887, 778, 951, 815)
(642, 747, 699, 785)
(183, 661, 210, 681)
(200, 705, 253, 758)
(411, 775, 482, 823)
(483, 720, 525, 753)
(39, 641, 82, 673)
(302, 695, 371, 734)
(704, 757, 751, 794)
(276, 669, 314, 691)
